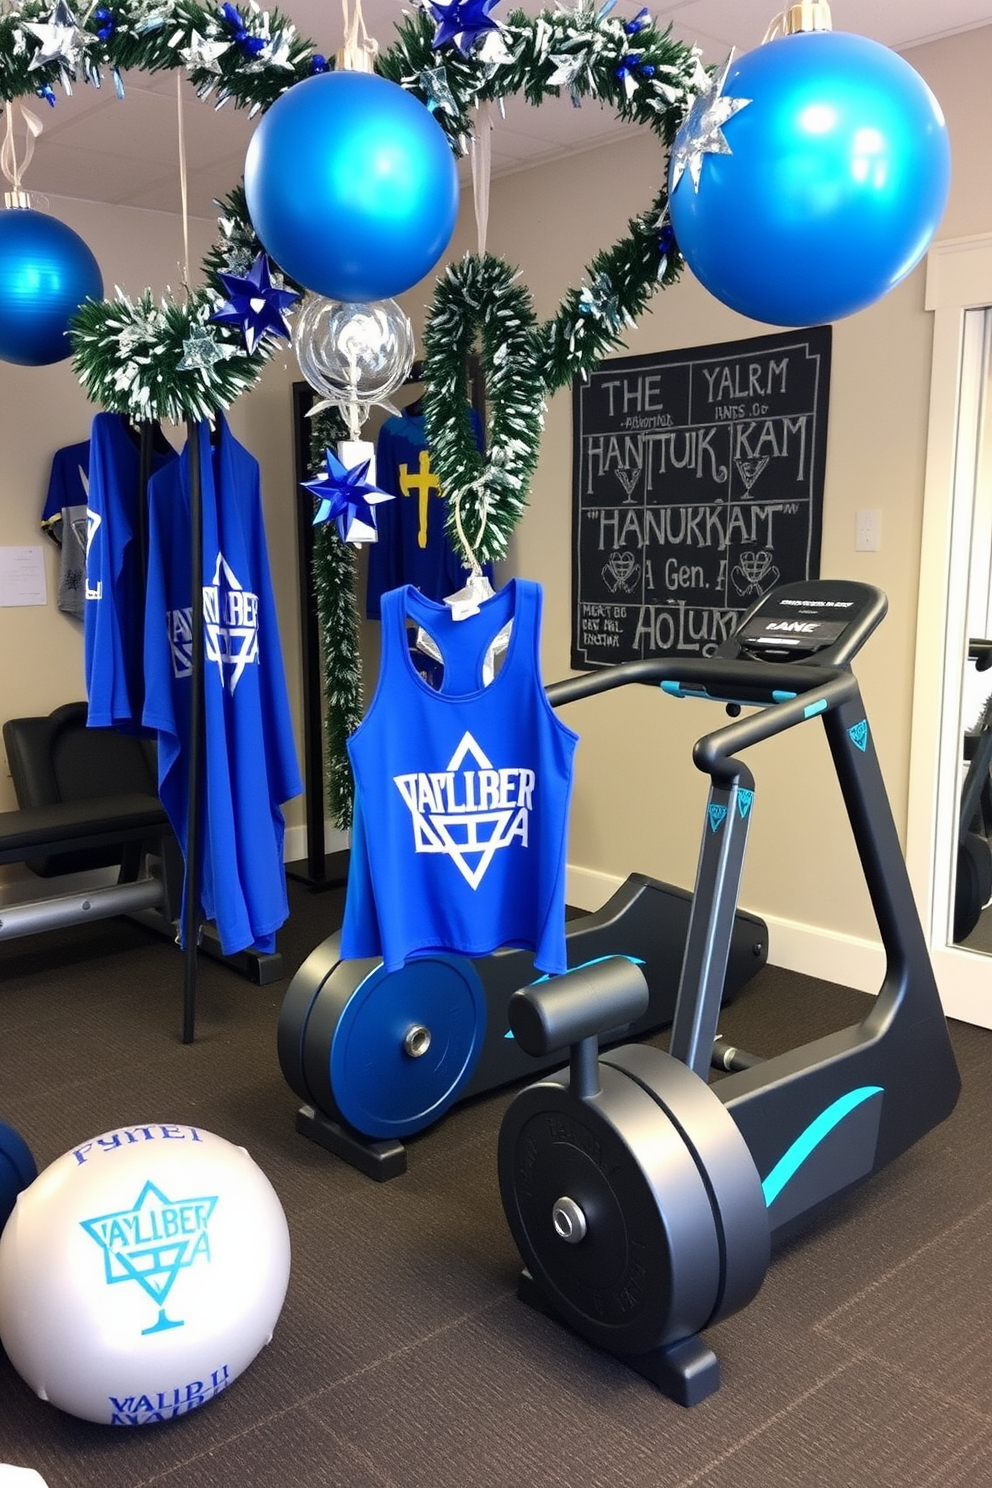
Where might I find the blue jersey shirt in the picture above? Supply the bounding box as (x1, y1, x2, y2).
(342, 579, 578, 974)
(42, 437, 90, 620)
(142, 415, 303, 956)
(84, 413, 177, 729)
(366, 410, 489, 618)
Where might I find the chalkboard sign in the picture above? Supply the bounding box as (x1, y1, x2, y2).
(571, 326, 831, 669)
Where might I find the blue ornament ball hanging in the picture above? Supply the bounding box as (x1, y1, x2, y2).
(668, 32, 951, 327)
(0, 206, 103, 366)
(244, 70, 460, 303)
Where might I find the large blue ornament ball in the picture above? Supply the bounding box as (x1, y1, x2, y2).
(245, 70, 459, 302)
(0, 208, 103, 366)
(668, 32, 951, 326)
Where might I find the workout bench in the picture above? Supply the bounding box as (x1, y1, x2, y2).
(0, 704, 282, 983)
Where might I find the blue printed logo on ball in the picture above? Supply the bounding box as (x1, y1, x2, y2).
(80, 1179, 218, 1335)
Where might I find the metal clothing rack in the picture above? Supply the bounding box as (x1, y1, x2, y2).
(135, 419, 282, 1045)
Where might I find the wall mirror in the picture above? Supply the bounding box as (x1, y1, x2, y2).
(908, 235, 992, 1029)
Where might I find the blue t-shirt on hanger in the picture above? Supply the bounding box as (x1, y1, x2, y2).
(367, 409, 490, 617)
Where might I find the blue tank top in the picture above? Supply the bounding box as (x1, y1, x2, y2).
(341, 579, 578, 974)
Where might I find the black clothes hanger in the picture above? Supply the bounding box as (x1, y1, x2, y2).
(125, 416, 174, 457)
(403, 359, 426, 417)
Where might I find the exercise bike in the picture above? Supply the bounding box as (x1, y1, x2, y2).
(497, 578, 961, 1405)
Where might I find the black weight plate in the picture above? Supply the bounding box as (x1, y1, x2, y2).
(276, 933, 377, 1104)
(302, 952, 488, 1139)
(602, 1044, 770, 1324)
(498, 1066, 722, 1357)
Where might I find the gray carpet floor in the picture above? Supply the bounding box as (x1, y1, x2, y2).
(0, 881, 989, 1488)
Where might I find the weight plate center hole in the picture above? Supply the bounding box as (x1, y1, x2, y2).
(404, 1024, 432, 1059)
(552, 1195, 588, 1244)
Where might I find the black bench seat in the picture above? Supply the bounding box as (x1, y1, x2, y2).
(0, 795, 168, 868)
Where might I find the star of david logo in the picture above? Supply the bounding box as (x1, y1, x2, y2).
(394, 732, 531, 890)
(204, 552, 259, 692)
(80, 1179, 218, 1335)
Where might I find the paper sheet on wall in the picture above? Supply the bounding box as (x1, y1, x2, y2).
(0, 546, 47, 607)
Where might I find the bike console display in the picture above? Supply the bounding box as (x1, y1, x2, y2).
(720, 580, 888, 670)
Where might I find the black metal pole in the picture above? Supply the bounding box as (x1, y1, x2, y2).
(289, 383, 328, 885)
(136, 421, 154, 725)
(181, 417, 204, 1043)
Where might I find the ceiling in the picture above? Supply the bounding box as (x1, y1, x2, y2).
(8, 0, 991, 219)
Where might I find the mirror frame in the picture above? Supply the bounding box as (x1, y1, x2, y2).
(908, 233, 992, 1029)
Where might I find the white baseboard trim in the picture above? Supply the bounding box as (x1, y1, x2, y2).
(284, 823, 350, 864)
(761, 914, 884, 995)
(565, 863, 884, 995)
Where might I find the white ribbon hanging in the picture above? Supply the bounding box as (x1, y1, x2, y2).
(1, 103, 44, 207)
(470, 101, 495, 257)
(176, 74, 191, 295)
(338, 0, 378, 73)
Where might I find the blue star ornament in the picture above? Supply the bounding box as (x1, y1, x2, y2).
(209, 252, 298, 354)
(669, 55, 752, 195)
(428, 0, 502, 57)
(303, 447, 394, 545)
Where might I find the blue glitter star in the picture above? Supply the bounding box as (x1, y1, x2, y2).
(303, 447, 394, 544)
(209, 253, 298, 354)
(428, 0, 502, 57)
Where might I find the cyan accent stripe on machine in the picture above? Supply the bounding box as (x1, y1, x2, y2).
(761, 1086, 884, 1206)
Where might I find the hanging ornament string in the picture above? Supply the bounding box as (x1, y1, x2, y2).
(451, 481, 487, 578)
(175, 74, 192, 297)
(338, 0, 378, 72)
(471, 100, 495, 256)
(1, 102, 43, 206)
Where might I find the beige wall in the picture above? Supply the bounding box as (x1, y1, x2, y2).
(1, 23, 989, 961)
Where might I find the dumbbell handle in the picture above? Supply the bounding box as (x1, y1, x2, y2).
(508, 957, 649, 1058)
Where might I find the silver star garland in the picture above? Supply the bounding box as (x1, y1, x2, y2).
(178, 331, 240, 371)
(179, 31, 230, 73)
(23, 0, 90, 85)
(669, 53, 751, 194)
(420, 65, 459, 115)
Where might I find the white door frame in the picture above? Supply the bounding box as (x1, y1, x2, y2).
(907, 233, 992, 1027)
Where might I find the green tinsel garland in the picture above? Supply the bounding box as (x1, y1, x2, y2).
(421, 186, 682, 566)
(377, 6, 699, 560)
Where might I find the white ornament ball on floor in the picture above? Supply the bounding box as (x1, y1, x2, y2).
(0, 1124, 291, 1426)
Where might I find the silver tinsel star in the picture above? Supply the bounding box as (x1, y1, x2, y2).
(180, 31, 231, 73)
(474, 27, 514, 72)
(420, 65, 459, 116)
(669, 54, 751, 194)
(222, 244, 259, 276)
(177, 331, 241, 371)
(23, 0, 89, 78)
(546, 52, 584, 89)
(260, 29, 295, 70)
